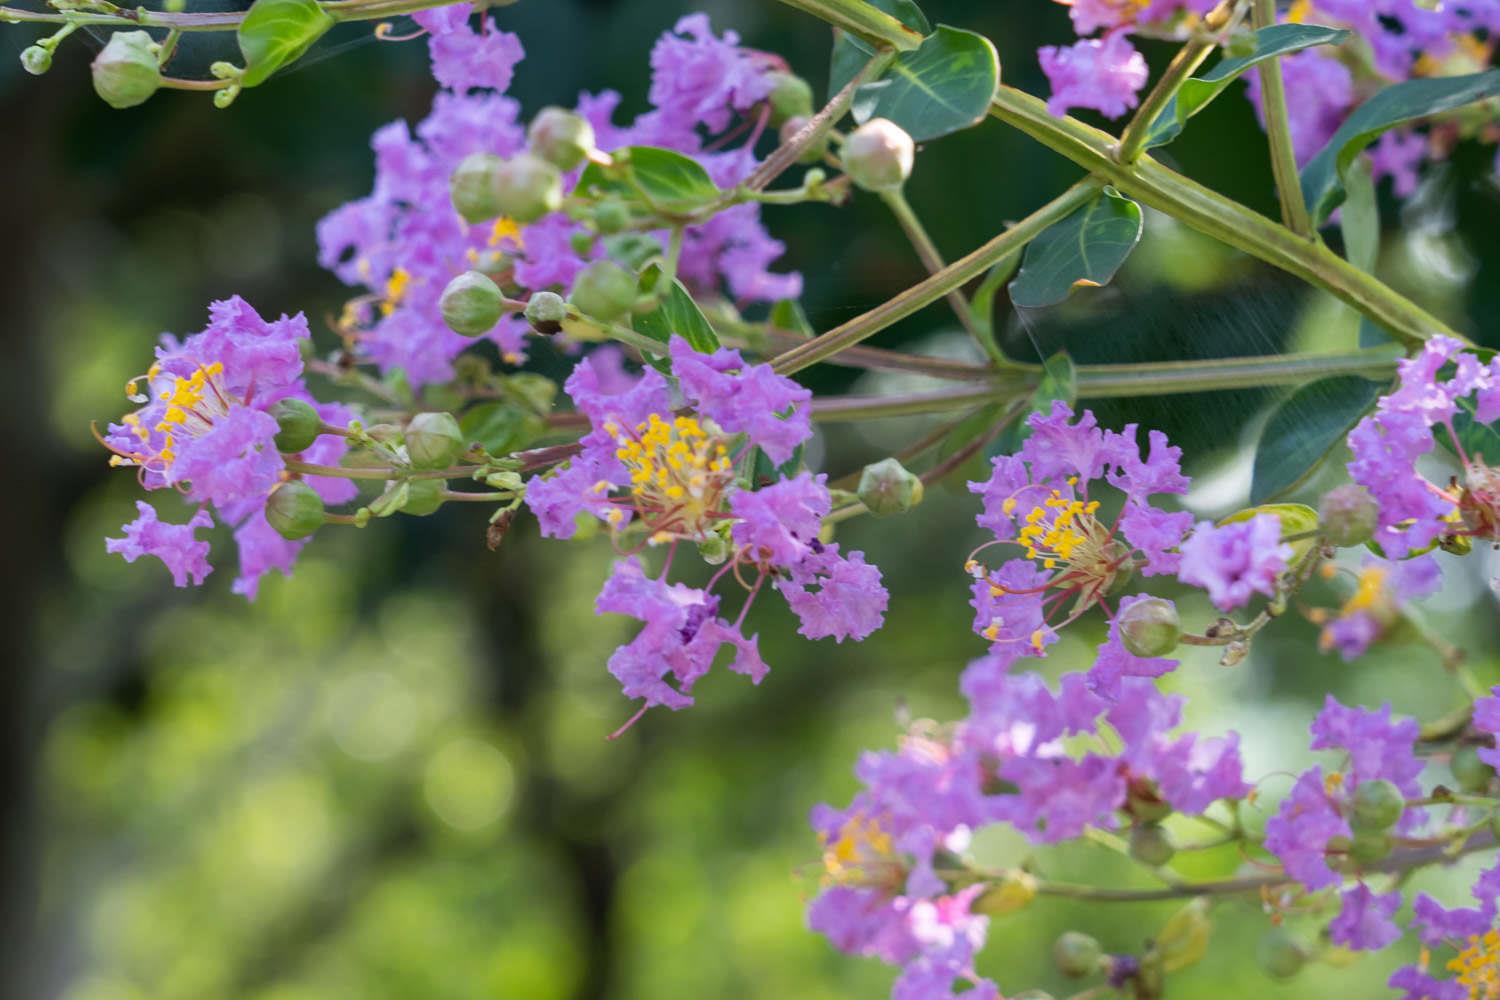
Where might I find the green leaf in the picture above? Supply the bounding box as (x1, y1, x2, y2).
(829, 0, 930, 98)
(1339, 155, 1379, 274)
(1009, 187, 1143, 309)
(575, 146, 720, 216)
(936, 403, 1005, 489)
(459, 402, 545, 456)
(1219, 502, 1320, 566)
(850, 25, 999, 141)
(623, 146, 720, 215)
(1439, 394, 1500, 465)
(749, 443, 805, 488)
(968, 250, 1021, 344)
(237, 0, 334, 88)
(1250, 376, 1382, 503)
(992, 351, 1076, 455)
(1144, 23, 1349, 149)
(633, 262, 721, 356)
(769, 298, 815, 338)
(1301, 70, 1500, 224)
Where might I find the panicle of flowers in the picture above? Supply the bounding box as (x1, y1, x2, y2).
(1347, 335, 1500, 558)
(318, 9, 799, 386)
(99, 297, 356, 598)
(526, 337, 886, 724)
(964, 401, 1193, 670)
(1309, 553, 1443, 660)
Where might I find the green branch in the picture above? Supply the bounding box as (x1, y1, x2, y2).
(770, 0, 924, 52)
(1251, 0, 1315, 236)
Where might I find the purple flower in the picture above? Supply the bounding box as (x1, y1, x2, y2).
(1086, 595, 1178, 700)
(1329, 884, 1402, 951)
(1309, 696, 1423, 793)
(1388, 966, 1467, 1000)
(776, 546, 888, 643)
(1039, 34, 1149, 119)
(230, 507, 303, 601)
(1318, 555, 1442, 661)
(106, 502, 214, 587)
(1472, 686, 1500, 771)
(808, 887, 918, 964)
(646, 13, 775, 136)
(1371, 130, 1428, 198)
(415, 3, 525, 94)
(730, 471, 828, 567)
(596, 557, 764, 710)
(1245, 50, 1355, 163)
(1263, 768, 1351, 891)
(1177, 514, 1292, 612)
(668, 336, 812, 465)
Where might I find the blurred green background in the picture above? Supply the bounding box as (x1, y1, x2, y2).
(4, 2, 1500, 997)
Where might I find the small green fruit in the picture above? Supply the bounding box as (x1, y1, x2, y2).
(1053, 931, 1102, 978)
(266, 481, 325, 540)
(405, 412, 465, 470)
(527, 106, 596, 170)
(842, 117, 914, 192)
(492, 153, 563, 224)
(568, 260, 637, 322)
(1128, 822, 1175, 867)
(1117, 597, 1181, 658)
(1351, 778, 1405, 832)
(449, 152, 506, 224)
(524, 291, 568, 335)
(92, 31, 161, 110)
(271, 398, 323, 453)
(439, 270, 505, 336)
(857, 458, 924, 516)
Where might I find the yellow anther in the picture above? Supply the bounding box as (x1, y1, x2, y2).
(1029, 629, 1045, 651)
(380, 267, 412, 316)
(489, 216, 524, 249)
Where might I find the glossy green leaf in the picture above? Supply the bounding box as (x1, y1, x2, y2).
(1220, 503, 1320, 565)
(1339, 155, 1379, 274)
(829, 0, 930, 98)
(1009, 187, 1143, 309)
(577, 147, 720, 216)
(633, 262, 721, 356)
(459, 402, 545, 456)
(237, 0, 334, 88)
(992, 351, 1076, 456)
(1301, 70, 1500, 224)
(850, 25, 999, 141)
(1439, 394, 1500, 465)
(1250, 376, 1382, 503)
(1144, 23, 1349, 149)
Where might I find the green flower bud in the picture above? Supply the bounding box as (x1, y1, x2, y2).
(569, 260, 637, 322)
(1452, 745, 1496, 794)
(569, 231, 596, 257)
(1117, 597, 1181, 658)
(493, 153, 564, 224)
(1255, 927, 1307, 980)
(1129, 822, 1175, 867)
(765, 71, 814, 124)
(857, 458, 924, 516)
(1053, 931, 1103, 978)
(779, 115, 829, 165)
(525, 290, 568, 335)
(1349, 829, 1392, 865)
(21, 44, 52, 76)
(527, 106, 596, 171)
(91, 31, 161, 110)
(449, 152, 506, 225)
(272, 398, 323, 453)
(697, 533, 731, 566)
(594, 198, 630, 235)
(405, 412, 465, 470)
(439, 270, 504, 337)
(842, 117, 914, 192)
(1126, 781, 1172, 822)
(266, 481, 325, 540)
(1318, 484, 1380, 547)
(401, 478, 446, 516)
(1351, 778, 1405, 831)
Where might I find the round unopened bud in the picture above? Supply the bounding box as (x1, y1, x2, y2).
(1319, 484, 1380, 547)
(1128, 822, 1175, 867)
(449, 152, 505, 224)
(527, 106, 596, 171)
(594, 198, 630, 234)
(492, 153, 563, 224)
(1351, 778, 1405, 831)
(525, 290, 568, 335)
(266, 481, 325, 540)
(405, 412, 465, 470)
(1350, 829, 1393, 865)
(439, 270, 504, 336)
(1053, 931, 1103, 978)
(272, 398, 322, 453)
(1256, 927, 1307, 980)
(569, 260, 637, 322)
(92, 31, 161, 110)
(697, 533, 730, 566)
(858, 458, 924, 516)
(21, 44, 52, 75)
(569, 231, 596, 257)
(402, 478, 446, 517)
(842, 117, 914, 192)
(1117, 597, 1181, 658)
(780, 115, 829, 165)
(765, 71, 814, 124)
(1452, 745, 1496, 794)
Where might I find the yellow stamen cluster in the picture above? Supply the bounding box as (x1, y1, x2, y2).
(822, 815, 899, 888)
(150, 362, 228, 466)
(1449, 929, 1500, 998)
(1016, 490, 1100, 570)
(608, 413, 733, 537)
(488, 216, 524, 249)
(1342, 566, 1388, 615)
(380, 267, 412, 317)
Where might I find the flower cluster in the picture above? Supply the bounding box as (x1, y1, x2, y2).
(101, 298, 355, 598)
(318, 9, 798, 385)
(527, 337, 886, 721)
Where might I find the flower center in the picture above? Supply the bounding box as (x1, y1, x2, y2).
(1448, 929, 1500, 998)
(609, 413, 733, 539)
(822, 814, 903, 891)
